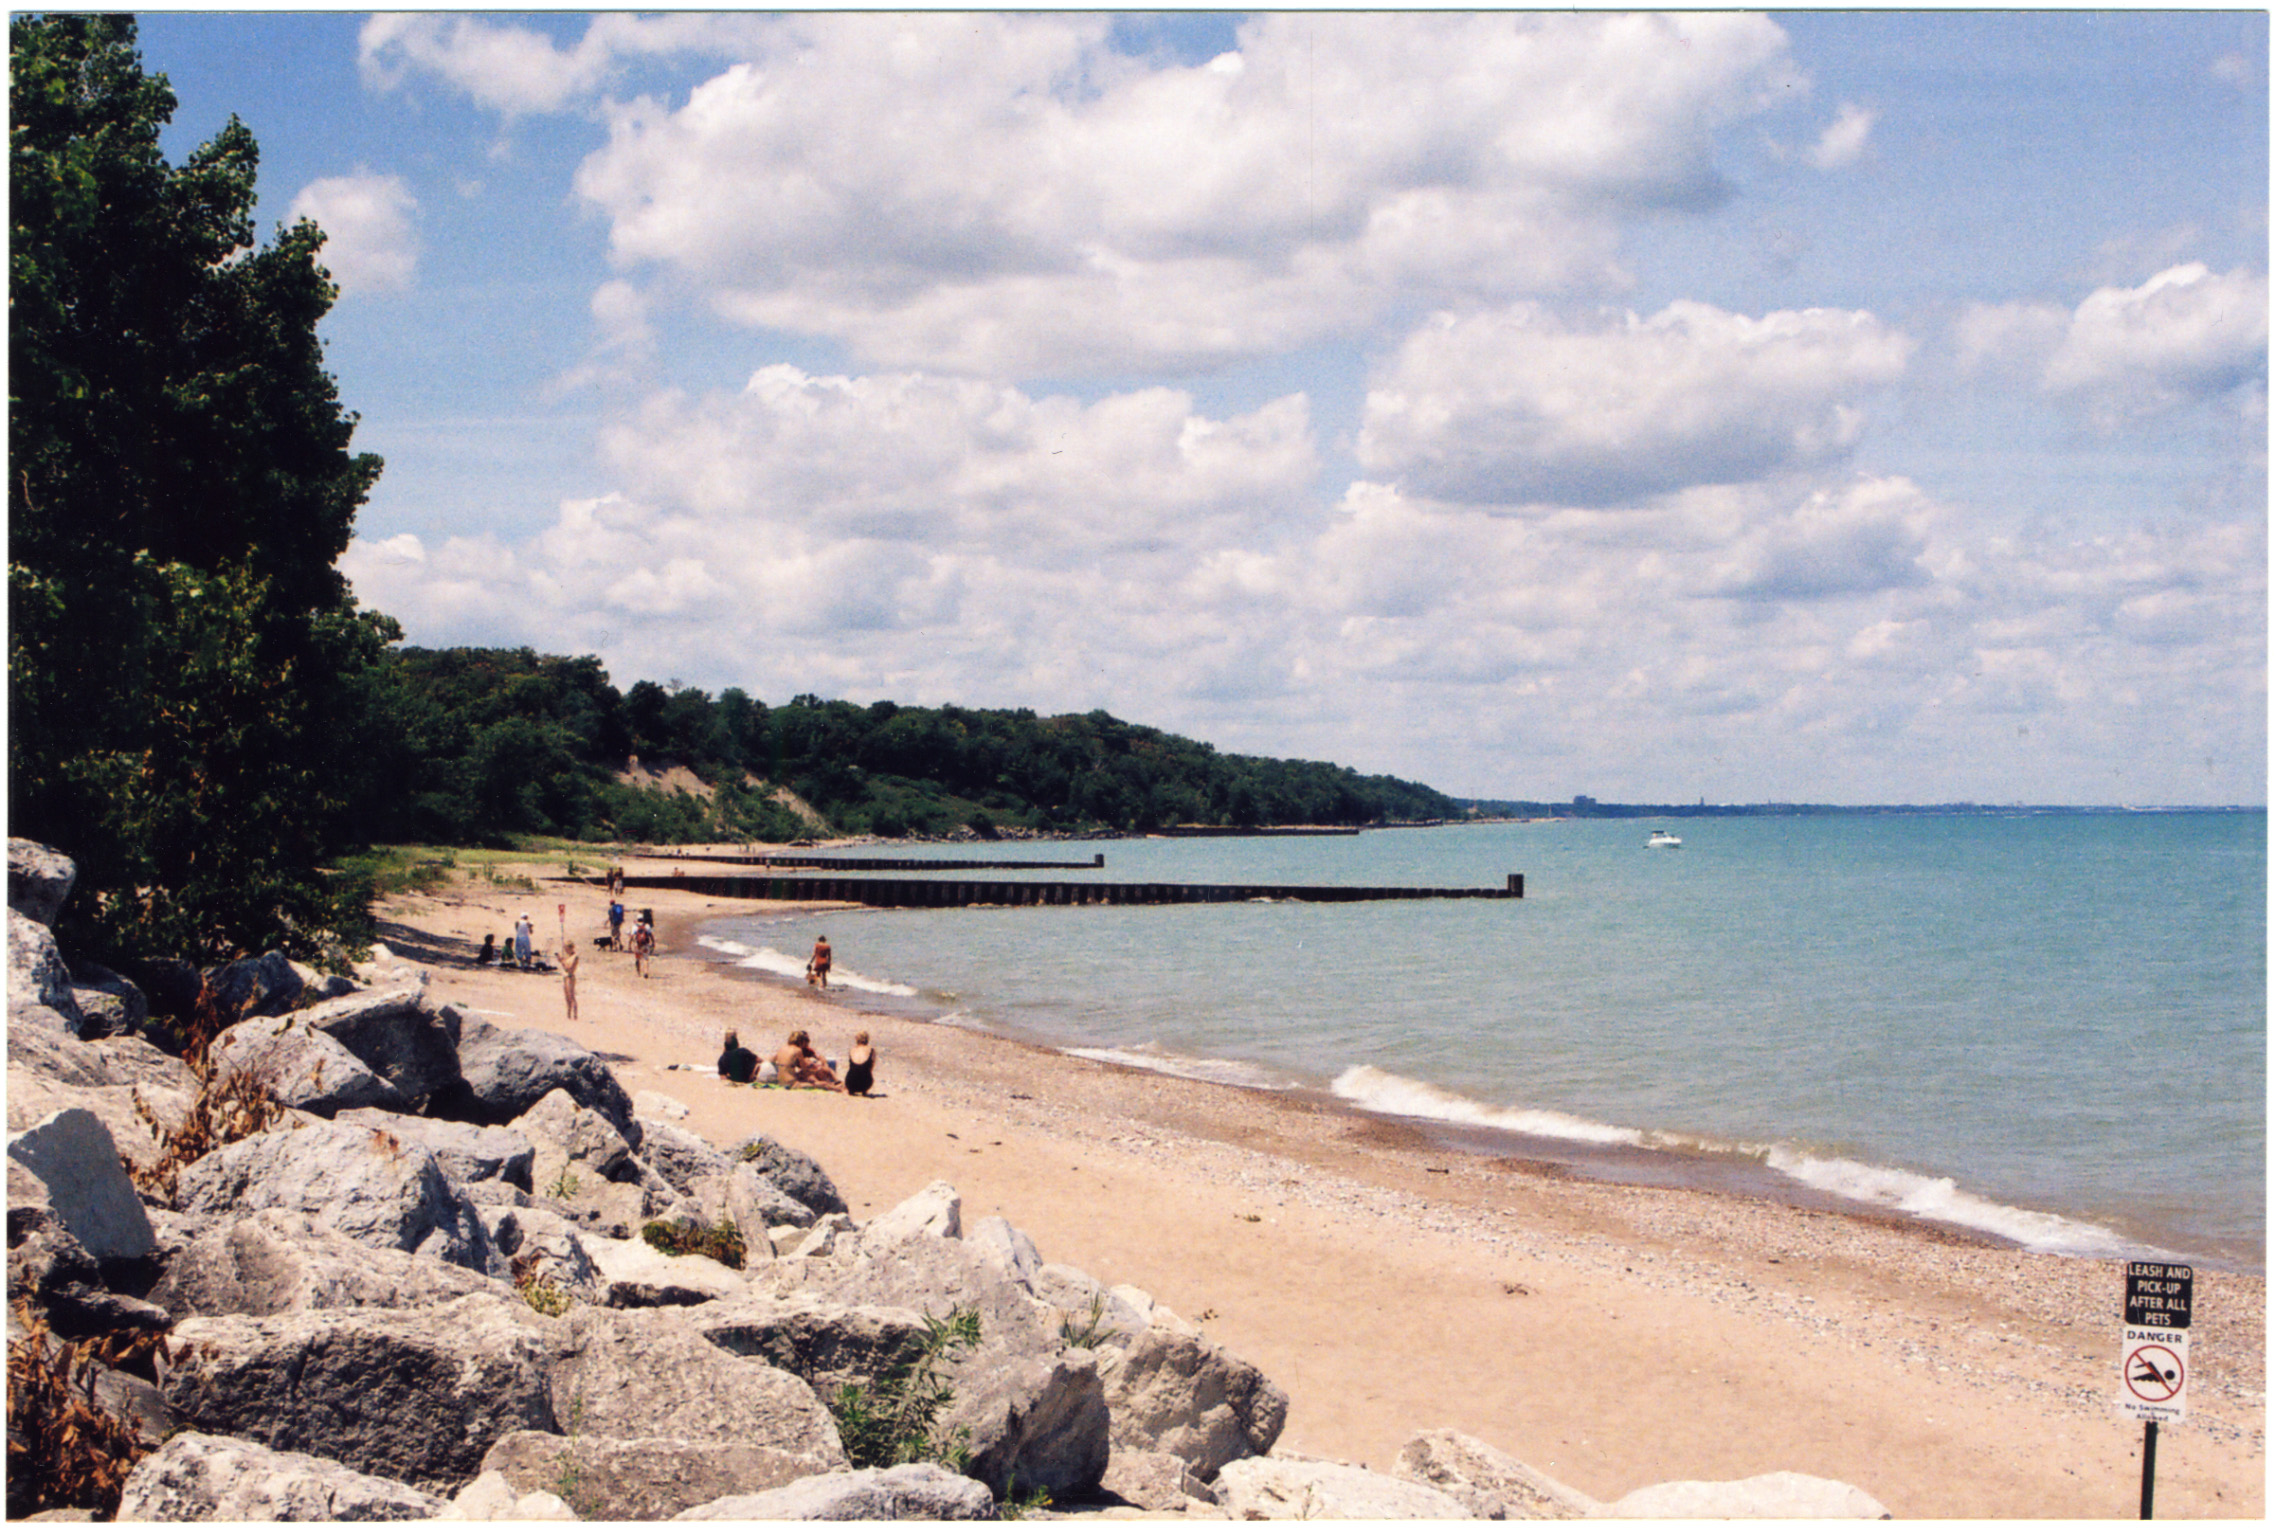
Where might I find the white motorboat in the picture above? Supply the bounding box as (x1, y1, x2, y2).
(1645, 829, 1683, 848)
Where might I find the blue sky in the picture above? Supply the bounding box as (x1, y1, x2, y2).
(130, 11, 2266, 804)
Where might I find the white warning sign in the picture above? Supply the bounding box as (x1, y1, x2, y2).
(2116, 1326, 2188, 1424)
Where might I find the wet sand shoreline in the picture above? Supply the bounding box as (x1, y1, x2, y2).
(378, 850, 2266, 1518)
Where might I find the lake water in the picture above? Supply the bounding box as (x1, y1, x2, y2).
(695, 812, 2266, 1273)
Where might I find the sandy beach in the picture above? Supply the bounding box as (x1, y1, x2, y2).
(376, 850, 2264, 1518)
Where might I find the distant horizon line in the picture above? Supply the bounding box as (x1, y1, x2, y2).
(1448, 800, 2265, 816)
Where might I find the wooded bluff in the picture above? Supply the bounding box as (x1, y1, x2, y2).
(351, 646, 1459, 848)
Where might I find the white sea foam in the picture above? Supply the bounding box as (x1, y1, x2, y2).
(696, 933, 917, 996)
(1332, 1063, 2151, 1257)
(1069, 1045, 1294, 1090)
(1331, 1065, 1648, 1147)
(1763, 1147, 2150, 1258)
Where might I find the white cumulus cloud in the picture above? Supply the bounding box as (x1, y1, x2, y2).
(2042, 263, 2268, 424)
(1356, 300, 1913, 507)
(1806, 102, 1877, 169)
(551, 12, 1797, 375)
(288, 172, 420, 294)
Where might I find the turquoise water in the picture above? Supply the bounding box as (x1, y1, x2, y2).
(697, 813, 2266, 1272)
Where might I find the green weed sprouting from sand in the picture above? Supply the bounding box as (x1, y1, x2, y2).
(828, 1305, 981, 1471)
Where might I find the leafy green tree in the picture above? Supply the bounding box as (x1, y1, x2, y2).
(9, 14, 390, 963)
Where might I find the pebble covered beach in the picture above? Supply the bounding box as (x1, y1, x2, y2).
(380, 848, 2266, 1518)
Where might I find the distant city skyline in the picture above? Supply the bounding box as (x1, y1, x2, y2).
(137, 11, 2267, 804)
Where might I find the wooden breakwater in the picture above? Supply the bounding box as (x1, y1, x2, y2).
(602, 872, 1524, 906)
(651, 851, 1110, 872)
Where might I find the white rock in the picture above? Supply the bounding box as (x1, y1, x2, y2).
(7, 1107, 154, 1261)
(1604, 1471, 1892, 1519)
(438, 1469, 578, 1520)
(587, 1230, 749, 1306)
(860, 1179, 961, 1244)
(1211, 1456, 1475, 1520)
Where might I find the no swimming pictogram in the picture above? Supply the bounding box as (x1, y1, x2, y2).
(2124, 1343, 2184, 1404)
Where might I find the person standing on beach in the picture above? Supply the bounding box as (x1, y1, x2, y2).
(807, 935, 832, 989)
(631, 916, 655, 978)
(558, 938, 580, 1021)
(607, 898, 625, 951)
(513, 913, 534, 970)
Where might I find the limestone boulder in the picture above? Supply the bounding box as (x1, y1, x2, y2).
(67, 958, 149, 1041)
(956, 1345, 1110, 1502)
(681, 1164, 812, 1254)
(1103, 1448, 1218, 1512)
(208, 1015, 406, 1117)
(203, 951, 305, 1021)
(696, 1294, 930, 1399)
(116, 1432, 447, 1522)
(8, 838, 76, 924)
(586, 1230, 748, 1307)
(6, 1107, 155, 1262)
(300, 987, 464, 1107)
(10, 914, 84, 1032)
(161, 1295, 558, 1495)
(633, 1115, 734, 1193)
(671, 1463, 999, 1521)
(90, 1033, 200, 1095)
(335, 1110, 535, 1195)
(543, 1305, 846, 1473)
(484, 1432, 848, 1523)
(476, 1203, 606, 1306)
(7, 1206, 173, 1342)
(434, 1470, 576, 1521)
(1394, 1429, 1600, 1519)
(172, 1118, 498, 1274)
(1211, 1457, 1475, 1520)
(6, 1024, 113, 1088)
(766, 1190, 1108, 1499)
(148, 1209, 500, 1319)
(1101, 1315, 1288, 1480)
(731, 1132, 848, 1217)
(445, 1018, 637, 1140)
(859, 1177, 961, 1244)
(5, 1070, 187, 1175)
(1603, 1471, 1891, 1519)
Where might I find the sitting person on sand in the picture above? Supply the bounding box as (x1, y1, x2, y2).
(772, 1028, 845, 1092)
(843, 1030, 877, 1096)
(717, 1030, 759, 1084)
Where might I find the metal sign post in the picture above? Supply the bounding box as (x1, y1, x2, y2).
(2118, 1263, 2192, 1518)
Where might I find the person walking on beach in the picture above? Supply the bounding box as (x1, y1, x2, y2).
(631, 915, 655, 978)
(513, 912, 534, 970)
(558, 938, 580, 1022)
(718, 1030, 759, 1083)
(607, 898, 625, 951)
(843, 1030, 877, 1096)
(772, 1029, 844, 1091)
(807, 935, 832, 990)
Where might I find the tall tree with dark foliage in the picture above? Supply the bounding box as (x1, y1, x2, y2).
(9, 13, 396, 963)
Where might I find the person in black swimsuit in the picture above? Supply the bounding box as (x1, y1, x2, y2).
(717, 1030, 759, 1084)
(843, 1030, 876, 1096)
